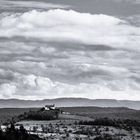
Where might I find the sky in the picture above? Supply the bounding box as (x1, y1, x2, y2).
(0, 0, 140, 100)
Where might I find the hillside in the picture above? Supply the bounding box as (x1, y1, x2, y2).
(0, 106, 140, 124)
(61, 107, 140, 120)
(0, 98, 140, 110)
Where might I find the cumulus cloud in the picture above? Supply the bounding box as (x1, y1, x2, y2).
(0, 73, 140, 100)
(0, 9, 140, 50)
(0, 83, 16, 98)
(0, 38, 140, 100)
(0, 8, 140, 100)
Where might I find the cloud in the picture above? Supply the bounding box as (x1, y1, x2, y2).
(0, 39, 140, 100)
(113, 0, 140, 4)
(0, 73, 140, 100)
(0, 9, 140, 100)
(0, 83, 16, 98)
(0, 9, 140, 50)
(0, 0, 69, 10)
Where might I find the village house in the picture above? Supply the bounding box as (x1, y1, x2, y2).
(44, 104, 56, 111)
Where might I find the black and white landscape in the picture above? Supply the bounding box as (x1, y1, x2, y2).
(0, 0, 140, 140)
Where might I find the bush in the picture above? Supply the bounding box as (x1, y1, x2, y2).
(94, 134, 121, 140)
(22, 109, 60, 120)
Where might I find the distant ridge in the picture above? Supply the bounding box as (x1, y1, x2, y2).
(0, 98, 140, 110)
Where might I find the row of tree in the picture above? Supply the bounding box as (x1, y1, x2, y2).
(79, 118, 140, 129)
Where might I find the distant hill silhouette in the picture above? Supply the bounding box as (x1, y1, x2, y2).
(0, 98, 140, 110)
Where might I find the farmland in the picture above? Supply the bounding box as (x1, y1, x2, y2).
(0, 107, 140, 139)
(15, 115, 140, 140)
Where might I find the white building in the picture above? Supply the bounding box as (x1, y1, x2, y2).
(44, 104, 55, 110)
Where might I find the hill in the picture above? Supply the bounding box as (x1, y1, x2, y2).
(0, 98, 140, 110)
(0, 106, 140, 124)
(61, 106, 140, 120)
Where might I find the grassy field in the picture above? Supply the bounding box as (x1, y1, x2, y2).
(61, 107, 140, 120)
(0, 108, 38, 124)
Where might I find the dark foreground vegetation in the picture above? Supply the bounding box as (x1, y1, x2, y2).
(0, 124, 125, 140)
(0, 124, 42, 140)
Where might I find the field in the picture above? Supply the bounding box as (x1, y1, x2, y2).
(0, 107, 140, 139)
(0, 106, 140, 124)
(15, 119, 140, 140)
(15, 114, 140, 140)
(61, 107, 140, 120)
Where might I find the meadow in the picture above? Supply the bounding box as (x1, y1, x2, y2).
(62, 107, 140, 120)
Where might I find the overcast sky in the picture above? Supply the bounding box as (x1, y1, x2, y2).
(0, 0, 140, 100)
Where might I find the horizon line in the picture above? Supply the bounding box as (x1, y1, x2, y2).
(0, 97, 140, 102)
